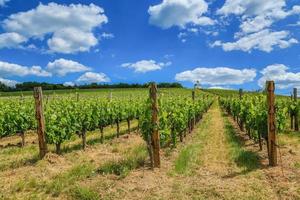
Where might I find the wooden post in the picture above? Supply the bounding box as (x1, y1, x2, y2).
(266, 81, 277, 166)
(294, 88, 299, 131)
(127, 119, 131, 134)
(116, 119, 120, 138)
(108, 91, 112, 101)
(76, 92, 79, 102)
(192, 90, 196, 129)
(239, 89, 243, 100)
(192, 90, 195, 101)
(291, 94, 294, 130)
(239, 89, 244, 131)
(150, 83, 160, 168)
(34, 87, 48, 159)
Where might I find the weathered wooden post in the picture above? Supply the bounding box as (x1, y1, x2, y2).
(266, 81, 277, 166)
(150, 83, 160, 168)
(192, 90, 196, 129)
(239, 89, 244, 131)
(294, 88, 299, 131)
(239, 89, 243, 99)
(291, 94, 294, 130)
(76, 92, 79, 102)
(34, 87, 48, 159)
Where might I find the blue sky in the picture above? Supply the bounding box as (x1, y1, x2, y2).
(0, 0, 300, 94)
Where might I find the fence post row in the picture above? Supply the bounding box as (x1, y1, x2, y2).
(150, 83, 160, 168)
(33, 87, 48, 159)
(266, 81, 277, 166)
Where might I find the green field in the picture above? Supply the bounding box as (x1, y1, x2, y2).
(0, 88, 299, 200)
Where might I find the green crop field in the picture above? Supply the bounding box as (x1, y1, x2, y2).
(0, 87, 299, 200)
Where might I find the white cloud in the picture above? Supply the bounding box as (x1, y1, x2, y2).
(1, 3, 108, 53)
(175, 67, 256, 85)
(0, 61, 51, 77)
(122, 60, 171, 73)
(0, 32, 27, 48)
(212, 29, 298, 52)
(63, 82, 75, 87)
(77, 72, 110, 83)
(258, 64, 300, 89)
(208, 86, 232, 90)
(47, 59, 91, 77)
(0, 77, 18, 87)
(217, 0, 300, 34)
(47, 28, 98, 53)
(217, 0, 287, 17)
(0, 0, 10, 7)
(100, 32, 114, 39)
(148, 0, 214, 29)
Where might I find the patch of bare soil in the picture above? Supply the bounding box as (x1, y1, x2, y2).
(0, 131, 37, 148)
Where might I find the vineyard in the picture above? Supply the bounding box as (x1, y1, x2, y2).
(0, 84, 299, 200)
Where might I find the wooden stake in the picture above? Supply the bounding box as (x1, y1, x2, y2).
(266, 81, 277, 166)
(294, 88, 299, 131)
(291, 94, 294, 130)
(239, 89, 244, 131)
(116, 119, 120, 138)
(192, 90, 195, 101)
(34, 87, 48, 159)
(127, 119, 131, 134)
(76, 92, 79, 102)
(150, 83, 160, 168)
(192, 90, 196, 128)
(239, 89, 243, 100)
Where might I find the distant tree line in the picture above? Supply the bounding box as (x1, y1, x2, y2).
(0, 82, 183, 92)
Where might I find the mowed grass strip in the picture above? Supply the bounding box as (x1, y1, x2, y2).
(174, 107, 212, 174)
(223, 115, 260, 173)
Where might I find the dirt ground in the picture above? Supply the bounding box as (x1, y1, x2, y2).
(0, 102, 299, 200)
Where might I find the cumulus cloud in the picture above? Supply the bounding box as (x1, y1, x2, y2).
(217, 0, 287, 17)
(46, 58, 91, 76)
(218, 0, 284, 32)
(175, 67, 256, 85)
(77, 72, 110, 83)
(47, 28, 98, 54)
(212, 29, 298, 52)
(122, 60, 171, 73)
(148, 0, 214, 29)
(0, 77, 18, 87)
(208, 86, 232, 90)
(0, 0, 10, 7)
(0, 32, 27, 48)
(1, 3, 108, 53)
(217, 0, 300, 34)
(0, 61, 51, 77)
(258, 64, 300, 89)
(63, 82, 75, 87)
